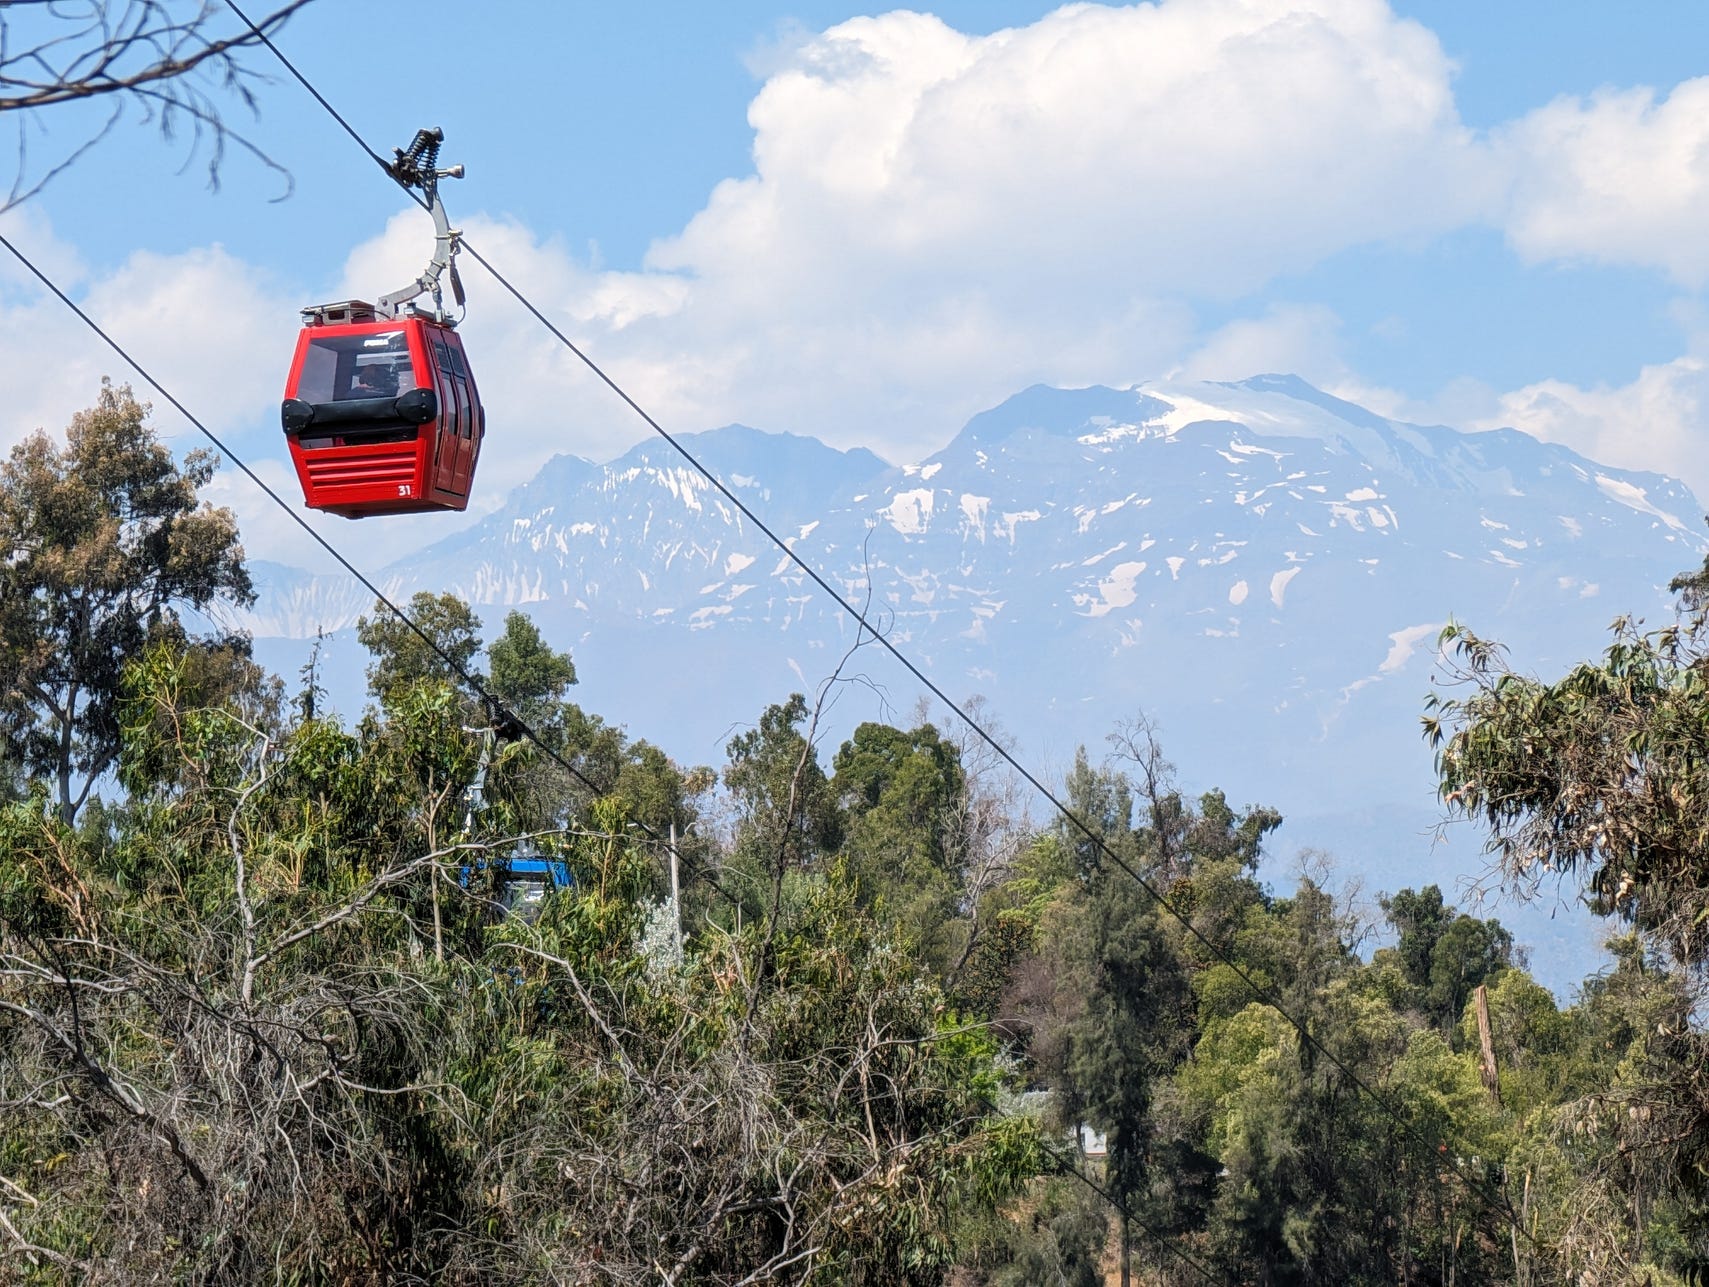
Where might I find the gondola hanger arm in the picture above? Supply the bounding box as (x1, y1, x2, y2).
(377, 127, 466, 322)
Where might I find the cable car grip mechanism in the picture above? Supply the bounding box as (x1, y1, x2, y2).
(377, 127, 467, 323)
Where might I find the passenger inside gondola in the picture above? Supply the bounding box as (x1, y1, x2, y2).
(351, 362, 399, 397)
(295, 329, 420, 404)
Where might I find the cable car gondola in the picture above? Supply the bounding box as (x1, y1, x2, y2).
(281, 129, 483, 519)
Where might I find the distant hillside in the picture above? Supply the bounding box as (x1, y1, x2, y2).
(242, 375, 1708, 991)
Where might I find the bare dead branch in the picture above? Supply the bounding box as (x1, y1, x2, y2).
(0, 1, 313, 210)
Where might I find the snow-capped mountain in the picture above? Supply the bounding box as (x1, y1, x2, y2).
(248, 373, 1702, 794)
(245, 375, 1707, 986)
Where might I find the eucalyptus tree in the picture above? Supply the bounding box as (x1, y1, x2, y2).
(1426, 560, 1709, 1281)
(1378, 884, 1513, 1034)
(831, 719, 966, 966)
(0, 380, 252, 823)
(355, 590, 485, 704)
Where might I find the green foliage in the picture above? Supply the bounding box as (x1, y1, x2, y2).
(1425, 566, 1709, 1284)
(10, 411, 1709, 1282)
(1428, 612, 1709, 961)
(1379, 883, 1513, 1032)
(1, 652, 1038, 1281)
(960, 1175, 1109, 1286)
(723, 692, 843, 874)
(1455, 966, 1579, 1114)
(486, 609, 576, 719)
(356, 589, 484, 703)
(0, 380, 252, 822)
(831, 719, 966, 965)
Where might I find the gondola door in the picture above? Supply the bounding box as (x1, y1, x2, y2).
(427, 328, 469, 496)
(454, 332, 484, 492)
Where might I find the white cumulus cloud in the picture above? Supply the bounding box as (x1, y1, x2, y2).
(617, 0, 1493, 454)
(1476, 354, 1709, 503)
(0, 213, 298, 458)
(1177, 304, 1350, 384)
(1504, 78, 1709, 285)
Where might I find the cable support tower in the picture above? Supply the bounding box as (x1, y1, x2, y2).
(68, 0, 1535, 1249)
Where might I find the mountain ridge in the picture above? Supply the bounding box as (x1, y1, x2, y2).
(241, 374, 1705, 989)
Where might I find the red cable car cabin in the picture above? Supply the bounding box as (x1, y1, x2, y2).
(281, 302, 483, 519)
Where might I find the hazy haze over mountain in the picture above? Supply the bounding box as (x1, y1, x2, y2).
(244, 375, 1708, 990)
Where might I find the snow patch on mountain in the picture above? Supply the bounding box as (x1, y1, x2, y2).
(888, 489, 935, 535)
(1380, 623, 1444, 674)
(1151, 391, 1236, 435)
(1079, 561, 1148, 617)
(959, 494, 990, 536)
(1595, 475, 1688, 532)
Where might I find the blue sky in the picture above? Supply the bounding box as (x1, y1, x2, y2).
(6, 0, 1709, 567)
